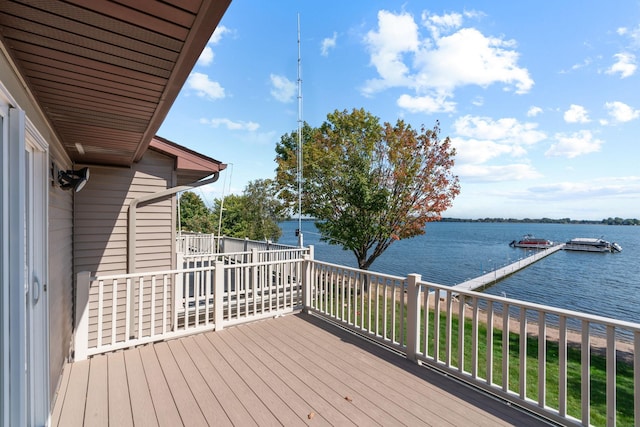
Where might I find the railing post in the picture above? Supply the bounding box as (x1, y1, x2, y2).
(74, 271, 91, 361)
(406, 273, 421, 363)
(214, 259, 225, 331)
(302, 255, 312, 311)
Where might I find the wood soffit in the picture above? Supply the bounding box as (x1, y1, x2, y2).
(0, 0, 231, 167)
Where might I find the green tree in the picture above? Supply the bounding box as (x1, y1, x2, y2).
(212, 179, 284, 242)
(178, 191, 215, 233)
(275, 108, 460, 270)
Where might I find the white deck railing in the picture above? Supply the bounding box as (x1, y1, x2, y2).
(75, 249, 640, 426)
(74, 248, 309, 360)
(307, 259, 640, 427)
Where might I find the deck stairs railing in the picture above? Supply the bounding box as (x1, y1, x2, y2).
(75, 247, 640, 426)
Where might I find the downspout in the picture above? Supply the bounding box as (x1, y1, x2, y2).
(127, 172, 220, 273)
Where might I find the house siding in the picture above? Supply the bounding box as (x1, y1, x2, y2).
(48, 172, 74, 400)
(74, 150, 176, 347)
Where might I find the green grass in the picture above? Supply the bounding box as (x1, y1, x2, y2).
(317, 284, 636, 427)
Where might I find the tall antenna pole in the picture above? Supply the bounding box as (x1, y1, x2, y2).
(296, 13, 304, 248)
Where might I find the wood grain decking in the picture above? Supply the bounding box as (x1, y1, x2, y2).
(51, 312, 552, 426)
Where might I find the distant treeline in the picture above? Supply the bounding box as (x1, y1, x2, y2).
(441, 217, 640, 225)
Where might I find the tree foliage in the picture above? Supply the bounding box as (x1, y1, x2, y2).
(178, 191, 215, 233)
(275, 108, 460, 270)
(178, 180, 285, 242)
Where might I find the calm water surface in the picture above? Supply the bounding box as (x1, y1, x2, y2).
(279, 221, 640, 323)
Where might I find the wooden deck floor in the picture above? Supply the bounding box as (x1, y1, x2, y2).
(51, 312, 552, 426)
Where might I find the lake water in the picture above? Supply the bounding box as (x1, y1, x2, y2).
(278, 220, 640, 324)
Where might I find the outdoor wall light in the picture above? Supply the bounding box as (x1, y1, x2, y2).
(58, 167, 90, 192)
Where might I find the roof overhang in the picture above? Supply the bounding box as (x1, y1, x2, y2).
(150, 135, 226, 185)
(0, 0, 231, 167)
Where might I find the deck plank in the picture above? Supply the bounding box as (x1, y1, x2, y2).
(108, 351, 134, 427)
(166, 339, 233, 426)
(249, 317, 437, 426)
(153, 341, 208, 427)
(138, 344, 184, 427)
(83, 354, 108, 427)
(210, 326, 357, 426)
(212, 329, 308, 426)
(123, 348, 159, 427)
(52, 312, 551, 427)
(56, 361, 90, 427)
(50, 360, 72, 427)
(219, 329, 334, 426)
(294, 313, 538, 426)
(181, 335, 258, 427)
(195, 332, 282, 426)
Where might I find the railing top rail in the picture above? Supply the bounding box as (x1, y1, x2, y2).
(417, 278, 640, 332)
(88, 257, 306, 282)
(312, 259, 407, 282)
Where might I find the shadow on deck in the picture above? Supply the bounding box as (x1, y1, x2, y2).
(52, 312, 555, 426)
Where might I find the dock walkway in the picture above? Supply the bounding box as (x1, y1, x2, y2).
(452, 244, 565, 292)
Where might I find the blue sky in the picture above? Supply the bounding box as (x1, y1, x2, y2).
(158, 1, 640, 220)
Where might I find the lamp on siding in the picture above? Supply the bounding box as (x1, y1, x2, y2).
(58, 167, 90, 192)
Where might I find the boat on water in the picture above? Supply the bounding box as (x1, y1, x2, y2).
(509, 234, 554, 249)
(564, 237, 622, 253)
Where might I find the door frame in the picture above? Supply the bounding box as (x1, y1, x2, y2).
(0, 87, 50, 425)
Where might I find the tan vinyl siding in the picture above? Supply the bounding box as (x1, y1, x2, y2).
(74, 150, 177, 348)
(48, 160, 74, 400)
(74, 149, 175, 277)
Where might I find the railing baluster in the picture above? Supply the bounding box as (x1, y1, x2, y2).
(606, 325, 616, 427)
(558, 315, 567, 417)
(445, 291, 452, 366)
(458, 294, 465, 372)
(471, 296, 479, 379)
(137, 277, 143, 339)
(635, 331, 640, 427)
(151, 276, 156, 336)
(433, 290, 440, 363)
(538, 311, 546, 408)
(519, 307, 527, 399)
(581, 320, 591, 426)
(486, 300, 494, 385)
(422, 286, 430, 357)
(163, 274, 169, 334)
(502, 302, 510, 392)
(97, 280, 104, 347)
(111, 279, 118, 346)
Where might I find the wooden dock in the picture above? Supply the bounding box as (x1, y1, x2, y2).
(452, 244, 565, 292)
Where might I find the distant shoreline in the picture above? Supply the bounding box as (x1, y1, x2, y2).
(440, 217, 639, 225)
(285, 217, 640, 225)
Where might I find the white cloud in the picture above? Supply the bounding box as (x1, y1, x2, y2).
(453, 115, 546, 146)
(545, 130, 603, 158)
(617, 25, 640, 49)
(197, 47, 214, 66)
(454, 163, 541, 182)
(197, 25, 231, 66)
(397, 93, 455, 113)
(527, 106, 542, 117)
(321, 32, 338, 57)
(450, 137, 522, 164)
(604, 101, 640, 123)
(362, 10, 533, 113)
(526, 176, 640, 200)
(606, 52, 637, 78)
(187, 72, 225, 99)
(199, 118, 260, 131)
(269, 74, 296, 103)
(210, 25, 231, 45)
(563, 104, 590, 123)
